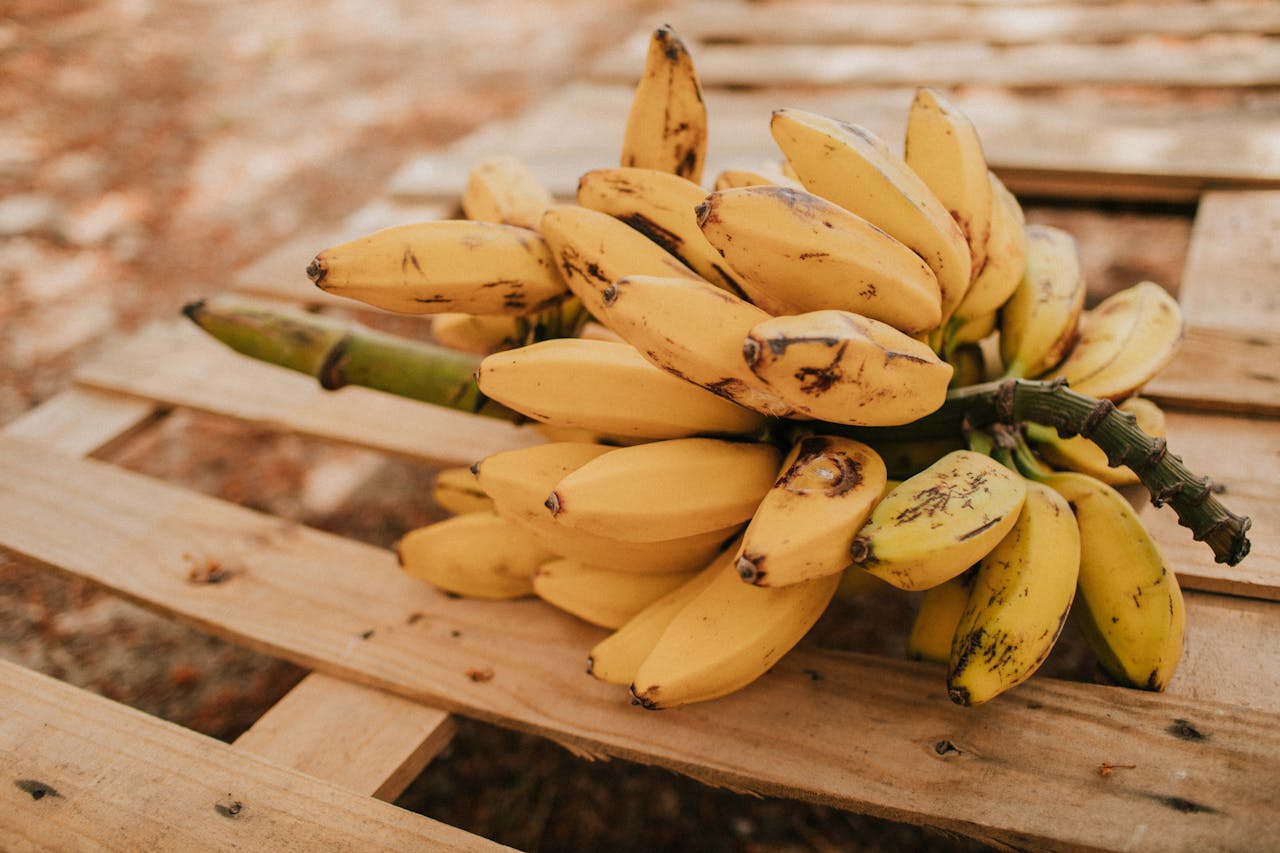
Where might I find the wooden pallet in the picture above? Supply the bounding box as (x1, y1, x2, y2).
(4, 2, 1280, 849)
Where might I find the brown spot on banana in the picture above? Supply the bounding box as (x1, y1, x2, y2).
(306, 257, 327, 285)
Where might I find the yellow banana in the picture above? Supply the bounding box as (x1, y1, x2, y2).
(533, 559, 697, 629)
(770, 107, 971, 325)
(473, 441, 737, 574)
(735, 435, 888, 587)
(620, 25, 707, 183)
(598, 273, 797, 417)
(307, 220, 568, 316)
(947, 342, 986, 389)
(1026, 396, 1166, 486)
(629, 555, 842, 708)
(432, 466, 493, 515)
(460, 153, 554, 230)
(695, 185, 942, 333)
(866, 437, 965, 481)
(742, 309, 954, 426)
(1046, 280, 1184, 401)
(547, 437, 782, 542)
(395, 510, 552, 600)
(712, 164, 803, 191)
(998, 223, 1086, 378)
(475, 338, 766, 440)
(950, 172, 1026, 324)
(1042, 471, 1185, 691)
(576, 166, 748, 295)
(948, 480, 1080, 706)
(906, 569, 975, 664)
(430, 312, 520, 354)
(850, 449, 1027, 591)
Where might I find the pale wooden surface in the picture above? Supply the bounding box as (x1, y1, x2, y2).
(0, 660, 503, 852)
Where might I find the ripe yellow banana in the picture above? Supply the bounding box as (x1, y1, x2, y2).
(1046, 280, 1185, 401)
(850, 449, 1027, 591)
(576, 166, 748, 295)
(735, 435, 888, 587)
(432, 465, 494, 515)
(770, 107, 971, 325)
(1041, 471, 1185, 690)
(395, 510, 553, 600)
(475, 338, 766, 440)
(742, 309, 954, 426)
(695, 185, 942, 333)
(629, 555, 841, 708)
(547, 437, 782, 542)
(948, 480, 1080, 706)
(533, 559, 697, 629)
(430, 312, 520, 354)
(712, 164, 803, 191)
(1026, 396, 1166, 486)
(998, 223, 1086, 378)
(906, 569, 975, 665)
(949, 172, 1027, 324)
(538, 203, 702, 324)
(460, 153, 554, 230)
(621, 25, 707, 183)
(598, 273, 796, 417)
(307, 220, 568, 316)
(473, 441, 737, 574)
(904, 87, 992, 285)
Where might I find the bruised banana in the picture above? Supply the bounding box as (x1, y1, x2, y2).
(948, 480, 1080, 706)
(475, 337, 766, 440)
(999, 223, 1086, 379)
(474, 441, 736, 574)
(949, 172, 1026, 327)
(460, 153, 554, 230)
(1026, 396, 1166, 486)
(1041, 471, 1185, 691)
(735, 435, 887, 588)
(432, 466, 493, 515)
(850, 449, 1027, 591)
(533, 559, 697, 629)
(307, 220, 567, 316)
(1046, 280, 1184, 401)
(547, 437, 782, 542)
(621, 25, 707, 183)
(576, 166, 749, 296)
(696, 185, 942, 333)
(598, 273, 796, 417)
(629, 554, 841, 708)
(771, 107, 971, 324)
(742, 309, 953, 426)
(904, 87, 992, 285)
(906, 568, 975, 664)
(395, 510, 553, 600)
(430, 312, 520, 354)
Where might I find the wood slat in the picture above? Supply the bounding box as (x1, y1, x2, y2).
(0, 660, 502, 851)
(0, 433, 1277, 851)
(1, 385, 163, 458)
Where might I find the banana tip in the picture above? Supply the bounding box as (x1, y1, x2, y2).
(180, 299, 206, 323)
(306, 257, 327, 285)
(544, 491, 563, 516)
(735, 555, 762, 584)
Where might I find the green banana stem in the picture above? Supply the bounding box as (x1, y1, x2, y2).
(182, 296, 519, 421)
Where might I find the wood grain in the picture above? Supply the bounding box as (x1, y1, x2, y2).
(1, 385, 162, 458)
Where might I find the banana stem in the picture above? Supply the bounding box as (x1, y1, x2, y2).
(182, 296, 520, 421)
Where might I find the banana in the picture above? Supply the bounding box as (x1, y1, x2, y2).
(906, 569, 975, 664)
(576, 166, 749, 296)
(735, 435, 888, 587)
(867, 437, 965, 481)
(547, 437, 782, 542)
(998, 223, 1086, 378)
(430, 312, 520, 354)
(629, 554, 842, 708)
(770, 107, 971, 324)
(742, 309, 954, 426)
(533, 559, 697, 629)
(948, 480, 1080, 706)
(475, 338, 766, 440)
(460, 153, 554, 230)
(432, 465, 494, 515)
(538, 203, 702, 324)
(598, 273, 797, 417)
(850, 449, 1027, 591)
(395, 510, 553, 600)
(947, 342, 986, 389)
(904, 87, 992, 284)
(307, 220, 568, 316)
(695, 185, 942, 332)
(1045, 280, 1185, 401)
(949, 172, 1027, 325)
(834, 565, 894, 600)
(588, 544, 733, 686)
(621, 25, 707, 183)
(712, 164, 803, 191)
(1026, 396, 1166, 486)
(473, 441, 738, 574)
(1042, 471, 1185, 690)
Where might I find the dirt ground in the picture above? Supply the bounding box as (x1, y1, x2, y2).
(1, 3, 1193, 850)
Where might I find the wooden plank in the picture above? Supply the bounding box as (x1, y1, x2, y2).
(233, 672, 456, 802)
(0, 660, 502, 851)
(1, 385, 163, 458)
(1175, 190, 1280, 330)
(73, 320, 543, 468)
(1170, 591, 1280, 710)
(1144, 324, 1280, 416)
(0, 435, 1277, 852)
